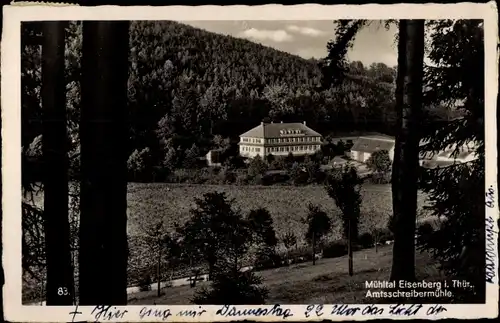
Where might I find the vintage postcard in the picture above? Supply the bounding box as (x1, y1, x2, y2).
(1, 2, 498, 322)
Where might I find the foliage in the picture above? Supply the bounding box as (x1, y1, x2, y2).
(417, 19, 485, 302)
(247, 155, 268, 178)
(324, 164, 363, 242)
(366, 149, 392, 173)
(304, 204, 332, 247)
(127, 147, 153, 181)
(247, 208, 278, 247)
(183, 143, 200, 169)
(322, 240, 348, 258)
(179, 191, 252, 279)
(289, 162, 308, 186)
(138, 273, 152, 292)
(192, 271, 268, 305)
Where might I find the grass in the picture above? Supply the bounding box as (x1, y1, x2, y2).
(127, 183, 429, 245)
(24, 182, 429, 243)
(127, 244, 445, 305)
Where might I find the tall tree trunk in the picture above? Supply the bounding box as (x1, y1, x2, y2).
(79, 21, 130, 305)
(41, 21, 74, 305)
(390, 20, 425, 282)
(348, 217, 353, 276)
(312, 231, 316, 266)
(157, 247, 161, 297)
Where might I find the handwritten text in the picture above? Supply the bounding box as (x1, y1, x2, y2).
(216, 304, 293, 319)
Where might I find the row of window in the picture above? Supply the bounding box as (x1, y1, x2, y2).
(241, 136, 321, 144)
(280, 129, 303, 135)
(267, 136, 321, 144)
(241, 138, 263, 144)
(266, 145, 320, 153)
(241, 146, 261, 152)
(241, 145, 320, 153)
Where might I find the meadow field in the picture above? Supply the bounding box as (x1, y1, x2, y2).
(23, 182, 430, 245)
(127, 183, 429, 245)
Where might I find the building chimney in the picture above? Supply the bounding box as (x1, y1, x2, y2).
(261, 121, 264, 125)
(281, 121, 283, 124)
(303, 121, 306, 125)
(271, 121, 273, 124)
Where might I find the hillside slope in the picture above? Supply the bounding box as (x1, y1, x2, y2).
(21, 20, 397, 166)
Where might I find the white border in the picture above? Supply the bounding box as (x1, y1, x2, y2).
(2, 3, 499, 322)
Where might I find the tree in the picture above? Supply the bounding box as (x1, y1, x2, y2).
(247, 208, 279, 268)
(127, 147, 153, 181)
(79, 21, 130, 305)
(247, 208, 278, 247)
(322, 19, 424, 281)
(180, 192, 251, 281)
(304, 204, 332, 265)
(41, 21, 74, 305)
(418, 20, 485, 302)
(303, 156, 321, 183)
(281, 231, 297, 265)
(366, 150, 392, 173)
(390, 20, 425, 282)
(366, 150, 392, 184)
(325, 164, 362, 276)
(289, 162, 308, 186)
(137, 218, 177, 297)
(183, 143, 200, 169)
(247, 155, 268, 178)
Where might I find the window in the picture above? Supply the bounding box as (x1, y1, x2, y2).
(280, 147, 284, 152)
(256, 148, 260, 152)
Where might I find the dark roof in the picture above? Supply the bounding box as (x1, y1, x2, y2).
(351, 136, 395, 153)
(240, 122, 322, 138)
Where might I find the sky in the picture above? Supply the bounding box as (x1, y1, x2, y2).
(182, 20, 399, 67)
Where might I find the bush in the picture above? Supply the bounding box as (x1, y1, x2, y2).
(254, 251, 282, 270)
(261, 172, 290, 185)
(369, 172, 391, 184)
(322, 240, 348, 258)
(358, 232, 374, 249)
(138, 272, 152, 292)
(378, 228, 394, 243)
(417, 222, 434, 236)
(192, 271, 268, 305)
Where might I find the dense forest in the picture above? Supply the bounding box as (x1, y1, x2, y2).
(22, 20, 402, 172)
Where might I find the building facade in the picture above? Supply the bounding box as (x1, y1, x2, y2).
(349, 135, 396, 163)
(238, 121, 323, 158)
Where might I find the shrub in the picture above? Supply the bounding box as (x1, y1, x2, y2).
(138, 272, 152, 292)
(358, 232, 374, 249)
(378, 228, 394, 243)
(254, 251, 282, 270)
(322, 240, 348, 258)
(192, 271, 268, 305)
(369, 172, 391, 184)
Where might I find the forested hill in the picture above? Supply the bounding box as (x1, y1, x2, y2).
(22, 20, 398, 168)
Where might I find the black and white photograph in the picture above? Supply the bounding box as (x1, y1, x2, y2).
(1, 2, 498, 321)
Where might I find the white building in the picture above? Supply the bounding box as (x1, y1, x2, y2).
(238, 121, 323, 158)
(348, 135, 396, 163)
